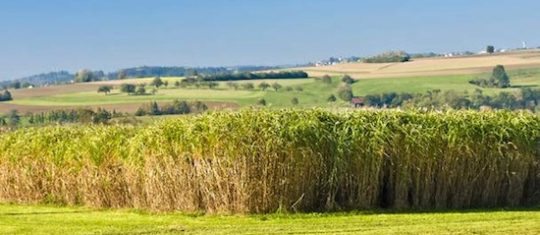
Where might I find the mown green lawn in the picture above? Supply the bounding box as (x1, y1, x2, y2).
(1, 204, 539, 234)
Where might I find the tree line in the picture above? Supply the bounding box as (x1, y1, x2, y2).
(363, 51, 411, 63)
(197, 71, 308, 82)
(0, 108, 115, 126)
(2, 66, 284, 88)
(1, 99, 211, 127)
(135, 100, 208, 116)
(364, 88, 540, 111)
(112, 65, 279, 79)
(78, 70, 307, 84)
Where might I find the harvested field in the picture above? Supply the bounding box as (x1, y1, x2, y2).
(9, 83, 101, 99)
(300, 50, 540, 79)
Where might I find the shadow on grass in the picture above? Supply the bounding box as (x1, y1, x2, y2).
(510, 84, 539, 88)
(1, 203, 539, 218)
(249, 206, 540, 220)
(352, 206, 540, 215)
(0, 210, 95, 216)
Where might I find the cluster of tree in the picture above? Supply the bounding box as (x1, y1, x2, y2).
(135, 100, 208, 116)
(198, 71, 308, 82)
(111, 66, 280, 79)
(331, 74, 356, 101)
(315, 74, 354, 85)
(176, 78, 220, 89)
(256, 82, 283, 91)
(320, 75, 333, 84)
(337, 85, 354, 101)
(97, 85, 113, 95)
(0, 90, 13, 101)
(175, 78, 302, 93)
(327, 94, 337, 102)
(410, 52, 443, 59)
(364, 51, 410, 63)
(150, 77, 169, 87)
(256, 97, 300, 106)
(341, 75, 355, 84)
(0, 108, 115, 126)
(226, 81, 303, 92)
(487, 45, 495, 54)
(119, 83, 157, 95)
(364, 88, 540, 111)
(28, 108, 114, 125)
(469, 65, 511, 88)
(1, 66, 287, 89)
(0, 110, 20, 126)
(0, 80, 35, 90)
(256, 98, 267, 106)
(74, 69, 106, 83)
(113, 66, 229, 79)
(312, 74, 356, 102)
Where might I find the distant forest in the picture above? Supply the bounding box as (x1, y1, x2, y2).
(0, 71, 74, 88)
(115, 65, 281, 78)
(199, 71, 308, 81)
(1, 65, 282, 88)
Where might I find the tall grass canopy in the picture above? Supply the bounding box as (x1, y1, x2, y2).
(0, 109, 539, 213)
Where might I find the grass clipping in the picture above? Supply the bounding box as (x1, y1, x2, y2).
(0, 109, 539, 213)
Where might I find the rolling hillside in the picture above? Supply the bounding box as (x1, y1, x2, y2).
(2, 50, 540, 114)
(300, 50, 540, 79)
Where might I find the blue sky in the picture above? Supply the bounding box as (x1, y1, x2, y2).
(1, 0, 539, 79)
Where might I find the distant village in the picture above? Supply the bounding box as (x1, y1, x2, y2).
(311, 43, 539, 67)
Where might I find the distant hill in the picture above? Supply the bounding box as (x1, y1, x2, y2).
(1, 65, 282, 88)
(115, 66, 228, 78)
(0, 71, 74, 88)
(113, 65, 281, 78)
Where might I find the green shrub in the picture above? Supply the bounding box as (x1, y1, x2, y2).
(337, 85, 353, 101)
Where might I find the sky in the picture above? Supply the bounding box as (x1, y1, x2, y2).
(0, 0, 539, 79)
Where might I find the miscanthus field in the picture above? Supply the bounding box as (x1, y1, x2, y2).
(1, 109, 539, 214)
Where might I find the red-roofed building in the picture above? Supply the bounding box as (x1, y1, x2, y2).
(351, 97, 365, 107)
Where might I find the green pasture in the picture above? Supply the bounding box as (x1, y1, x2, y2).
(9, 77, 345, 108)
(1, 204, 538, 234)
(6, 68, 540, 109)
(351, 68, 540, 96)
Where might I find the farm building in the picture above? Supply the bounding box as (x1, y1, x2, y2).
(351, 97, 365, 107)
